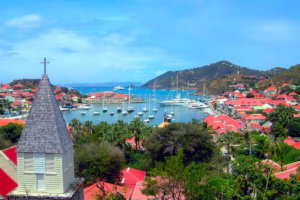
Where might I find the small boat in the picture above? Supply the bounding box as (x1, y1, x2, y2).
(127, 106, 134, 113)
(93, 112, 100, 115)
(78, 104, 91, 110)
(167, 114, 173, 122)
(110, 112, 114, 116)
(138, 112, 143, 116)
(149, 114, 155, 119)
(152, 107, 158, 113)
(117, 106, 122, 113)
(113, 86, 125, 90)
(143, 107, 148, 112)
(170, 111, 175, 115)
(103, 107, 108, 112)
(81, 112, 86, 115)
(144, 118, 150, 123)
(122, 110, 128, 115)
(60, 106, 70, 111)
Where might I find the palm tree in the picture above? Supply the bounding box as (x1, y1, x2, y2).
(217, 131, 239, 173)
(130, 118, 144, 151)
(84, 120, 93, 134)
(242, 131, 256, 156)
(69, 118, 81, 135)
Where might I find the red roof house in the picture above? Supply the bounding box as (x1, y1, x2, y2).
(245, 114, 266, 124)
(84, 181, 132, 200)
(0, 119, 25, 126)
(120, 168, 146, 190)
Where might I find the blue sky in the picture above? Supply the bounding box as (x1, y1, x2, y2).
(0, 0, 299, 84)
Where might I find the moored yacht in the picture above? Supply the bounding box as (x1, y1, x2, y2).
(113, 86, 125, 90)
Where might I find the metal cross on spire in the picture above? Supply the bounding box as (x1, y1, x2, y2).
(41, 57, 50, 74)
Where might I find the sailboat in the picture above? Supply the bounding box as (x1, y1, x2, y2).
(159, 75, 193, 106)
(127, 85, 134, 113)
(148, 95, 155, 119)
(102, 92, 107, 112)
(152, 83, 158, 113)
(122, 102, 128, 115)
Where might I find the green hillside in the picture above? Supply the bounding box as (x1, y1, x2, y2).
(142, 61, 286, 89)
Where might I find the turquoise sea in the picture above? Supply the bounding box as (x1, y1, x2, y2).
(62, 87, 208, 126)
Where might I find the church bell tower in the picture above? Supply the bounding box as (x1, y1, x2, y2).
(8, 58, 84, 200)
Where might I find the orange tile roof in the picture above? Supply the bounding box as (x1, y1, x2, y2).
(0, 119, 25, 126)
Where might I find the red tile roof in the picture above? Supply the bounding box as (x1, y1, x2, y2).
(84, 181, 132, 200)
(263, 108, 274, 113)
(289, 92, 298, 96)
(131, 180, 155, 200)
(245, 114, 266, 121)
(12, 84, 24, 88)
(2, 146, 17, 165)
(0, 168, 18, 200)
(265, 86, 276, 92)
(114, 93, 129, 98)
(204, 115, 245, 134)
(121, 168, 146, 190)
(0, 119, 25, 126)
(275, 168, 299, 180)
(225, 98, 263, 106)
(10, 101, 22, 106)
(2, 84, 11, 89)
(276, 94, 296, 101)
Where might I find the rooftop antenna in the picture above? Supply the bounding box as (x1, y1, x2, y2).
(41, 57, 50, 74)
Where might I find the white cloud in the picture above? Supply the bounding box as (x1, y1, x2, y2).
(0, 29, 171, 83)
(5, 14, 42, 28)
(242, 20, 298, 43)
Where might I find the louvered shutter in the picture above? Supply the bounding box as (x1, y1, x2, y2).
(34, 153, 45, 173)
(24, 153, 33, 171)
(45, 154, 55, 172)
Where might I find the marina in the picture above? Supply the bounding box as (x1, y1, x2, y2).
(62, 86, 211, 126)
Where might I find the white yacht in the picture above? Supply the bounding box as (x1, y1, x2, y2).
(122, 110, 128, 115)
(78, 104, 91, 110)
(144, 118, 150, 123)
(138, 111, 143, 116)
(59, 106, 70, 111)
(113, 86, 125, 90)
(187, 101, 209, 109)
(149, 114, 155, 119)
(93, 112, 100, 115)
(152, 107, 158, 113)
(143, 107, 148, 112)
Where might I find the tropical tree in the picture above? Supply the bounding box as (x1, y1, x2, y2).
(144, 122, 214, 164)
(74, 142, 125, 183)
(266, 104, 296, 139)
(84, 120, 93, 134)
(217, 131, 241, 173)
(129, 118, 148, 151)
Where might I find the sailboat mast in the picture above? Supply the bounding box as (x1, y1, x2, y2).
(176, 74, 178, 97)
(187, 81, 189, 99)
(128, 85, 131, 105)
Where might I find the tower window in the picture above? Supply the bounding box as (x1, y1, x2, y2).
(34, 153, 45, 173)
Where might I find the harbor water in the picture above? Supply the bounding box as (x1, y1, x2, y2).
(62, 87, 209, 126)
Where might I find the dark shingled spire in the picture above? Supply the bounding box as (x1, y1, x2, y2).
(17, 74, 73, 153)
